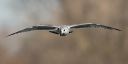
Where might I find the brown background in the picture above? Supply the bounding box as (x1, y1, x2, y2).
(0, 0, 127, 64)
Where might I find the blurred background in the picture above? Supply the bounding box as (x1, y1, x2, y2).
(0, 0, 127, 64)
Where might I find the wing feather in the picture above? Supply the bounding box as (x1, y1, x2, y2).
(70, 23, 121, 31)
(8, 25, 57, 36)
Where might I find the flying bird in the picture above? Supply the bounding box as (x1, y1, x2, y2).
(8, 23, 121, 36)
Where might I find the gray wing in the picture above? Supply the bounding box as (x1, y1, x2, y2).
(8, 25, 57, 36)
(70, 23, 121, 31)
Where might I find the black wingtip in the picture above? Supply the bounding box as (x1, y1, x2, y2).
(7, 33, 15, 37)
(117, 29, 122, 31)
(113, 28, 122, 31)
(7, 32, 18, 37)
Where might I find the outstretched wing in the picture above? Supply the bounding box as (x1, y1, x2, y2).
(8, 25, 57, 36)
(70, 23, 121, 31)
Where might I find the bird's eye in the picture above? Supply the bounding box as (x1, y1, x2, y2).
(63, 30, 65, 31)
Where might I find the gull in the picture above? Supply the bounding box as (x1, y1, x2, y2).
(8, 23, 121, 36)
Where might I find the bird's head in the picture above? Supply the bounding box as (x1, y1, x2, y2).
(61, 26, 70, 35)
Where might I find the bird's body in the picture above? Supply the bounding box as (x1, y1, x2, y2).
(55, 25, 73, 36)
(8, 23, 121, 37)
